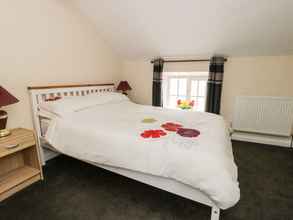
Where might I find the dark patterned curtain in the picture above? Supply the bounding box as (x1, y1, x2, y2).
(205, 56, 225, 114)
(152, 58, 164, 106)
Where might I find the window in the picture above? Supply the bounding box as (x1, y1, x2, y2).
(163, 72, 208, 111)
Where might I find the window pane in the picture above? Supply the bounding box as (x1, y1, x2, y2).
(170, 78, 178, 95)
(178, 95, 187, 100)
(197, 97, 205, 112)
(191, 80, 198, 96)
(178, 78, 187, 96)
(198, 80, 207, 97)
(169, 96, 178, 108)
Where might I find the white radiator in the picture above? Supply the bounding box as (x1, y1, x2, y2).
(232, 96, 293, 147)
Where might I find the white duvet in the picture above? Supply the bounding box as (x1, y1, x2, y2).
(45, 100, 240, 209)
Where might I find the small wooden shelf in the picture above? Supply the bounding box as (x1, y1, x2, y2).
(0, 128, 43, 201)
(0, 166, 40, 195)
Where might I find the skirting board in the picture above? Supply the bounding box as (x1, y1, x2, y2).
(231, 131, 292, 147)
(43, 148, 60, 162)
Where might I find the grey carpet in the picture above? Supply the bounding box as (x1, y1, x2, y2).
(0, 141, 292, 220)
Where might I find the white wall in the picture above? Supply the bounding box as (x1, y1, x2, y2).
(0, 0, 122, 129)
(122, 56, 293, 123)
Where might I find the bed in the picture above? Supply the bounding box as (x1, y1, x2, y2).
(28, 83, 240, 220)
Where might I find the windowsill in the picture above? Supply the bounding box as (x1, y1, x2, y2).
(163, 106, 204, 112)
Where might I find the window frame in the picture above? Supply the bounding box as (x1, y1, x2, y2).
(163, 72, 208, 111)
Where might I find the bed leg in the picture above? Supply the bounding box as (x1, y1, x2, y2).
(211, 207, 220, 220)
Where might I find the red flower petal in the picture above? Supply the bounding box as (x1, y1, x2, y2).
(177, 128, 200, 138)
(141, 132, 151, 138)
(151, 133, 161, 138)
(161, 122, 183, 132)
(141, 129, 167, 138)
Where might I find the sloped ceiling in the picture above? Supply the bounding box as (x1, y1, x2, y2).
(72, 0, 293, 59)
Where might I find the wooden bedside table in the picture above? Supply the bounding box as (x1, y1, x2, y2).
(0, 128, 43, 202)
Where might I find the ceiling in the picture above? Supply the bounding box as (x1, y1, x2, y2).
(72, 0, 293, 59)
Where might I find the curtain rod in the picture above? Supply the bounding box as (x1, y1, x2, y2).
(150, 58, 227, 64)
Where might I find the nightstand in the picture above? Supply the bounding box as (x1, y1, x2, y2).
(0, 128, 43, 201)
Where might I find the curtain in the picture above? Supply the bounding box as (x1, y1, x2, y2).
(152, 58, 164, 106)
(205, 56, 225, 114)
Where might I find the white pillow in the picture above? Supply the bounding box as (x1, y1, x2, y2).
(38, 92, 129, 117)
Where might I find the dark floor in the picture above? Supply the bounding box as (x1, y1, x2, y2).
(0, 141, 293, 220)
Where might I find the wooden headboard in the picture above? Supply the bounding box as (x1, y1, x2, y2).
(28, 83, 115, 164)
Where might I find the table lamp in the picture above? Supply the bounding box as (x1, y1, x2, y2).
(0, 87, 19, 137)
(117, 81, 132, 95)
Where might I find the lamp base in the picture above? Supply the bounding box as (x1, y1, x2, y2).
(0, 129, 11, 138)
(0, 110, 9, 138)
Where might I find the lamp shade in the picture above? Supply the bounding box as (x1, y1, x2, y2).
(117, 81, 131, 91)
(0, 86, 19, 107)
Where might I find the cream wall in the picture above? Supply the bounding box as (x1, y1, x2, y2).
(2, 1, 292, 129)
(1, 0, 122, 129)
(122, 56, 293, 123)
(122, 61, 153, 105)
(221, 56, 293, 123)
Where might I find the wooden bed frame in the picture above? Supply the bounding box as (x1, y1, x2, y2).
(28, 83, 221, 220)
